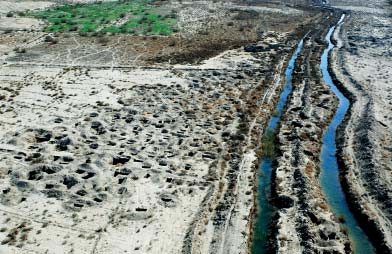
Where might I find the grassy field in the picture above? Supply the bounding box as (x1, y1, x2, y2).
(28, 0, 176, 35)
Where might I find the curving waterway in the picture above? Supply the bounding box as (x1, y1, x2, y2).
(319, 15, 375, 253)
(251, 35, 307, 254)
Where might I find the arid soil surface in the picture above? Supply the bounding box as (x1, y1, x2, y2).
(330, 0, 392, 252)
(0, 1, 321, 253)
(0, 0, 390, 254)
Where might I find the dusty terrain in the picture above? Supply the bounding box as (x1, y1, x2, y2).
(1, 0, 390, 253)
(0, 1, 321, 253)
(330, 0, 392, 252)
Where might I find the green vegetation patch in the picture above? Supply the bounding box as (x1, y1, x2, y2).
(261, 128, 276, 158)
(28, 0, 176, 35)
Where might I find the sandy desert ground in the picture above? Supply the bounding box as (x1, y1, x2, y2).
(0, 1, 320, 253)
(0, 0, 390, 254)
(330, 0, 392, 252)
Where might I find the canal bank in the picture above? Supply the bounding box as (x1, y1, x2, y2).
(252, 11, 355, 253)
(320, 15, 375, 254)
(251, 35, 307, 254)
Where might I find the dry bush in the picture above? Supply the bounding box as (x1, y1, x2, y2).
(316, 201, 328, 210)
(305, 162, 314, 175)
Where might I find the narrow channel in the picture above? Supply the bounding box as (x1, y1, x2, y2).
(251, 36, 307, 254)
(319, 15, 375, 253)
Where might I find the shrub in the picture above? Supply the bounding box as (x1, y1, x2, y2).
(28, 1, 176, 35)
(261, 128, 276, 158)
(13, 47, 26, 53)
(69, 26, 78, 32)
(44, 35, 55, 43)
(340, 225, 348, 235)
(97, 36, 109, 45)
(338, 214, 346, 223)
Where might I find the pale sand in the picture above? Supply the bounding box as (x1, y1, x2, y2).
(0, 1, 54, 15)
(331, 0, 392, 251)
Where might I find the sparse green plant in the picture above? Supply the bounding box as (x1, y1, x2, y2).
(27, 0, 176, 35)
(261, 128, 276, 158)
(20, 232, 28, 241)
(272, 109, 279, 117)
(13, 47, 26, 54)
(338, 214, 346, 223)
(340, 225, 348, 235)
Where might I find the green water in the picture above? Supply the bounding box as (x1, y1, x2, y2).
(252, 36, 306, 254)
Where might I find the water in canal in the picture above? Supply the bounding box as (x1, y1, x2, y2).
(320, 14, 375, 254)
(252, 35, 307, 254)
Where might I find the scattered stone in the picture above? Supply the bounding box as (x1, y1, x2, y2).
(91, 121, 106, 135)
(32, 164, 63, 175)
(118, 177, 126, 184)
(34, 129, 52, 142)
(42, 189, 63, 199)
(89, 143, 99, 149)
(158, 160, 167, 166)
(15, 181, 29, 189)
(62, 156, 74, 162)
(76, 189, 87, 196)
(113, 155, 131, 165)
(244, 44, 264, 52)
(114, 168, 131, 177)
(54, 117, 63, 123)
(28, 170, 43, 181)
(82, 172, 96, 180)
(118, 187, 127, 195)
(63, 176, 78, 189)
(142, 162, 152, 168)
(158, 193, 177, 207)
(57, 137, 72, 151)
(273, 195, 294, 209)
